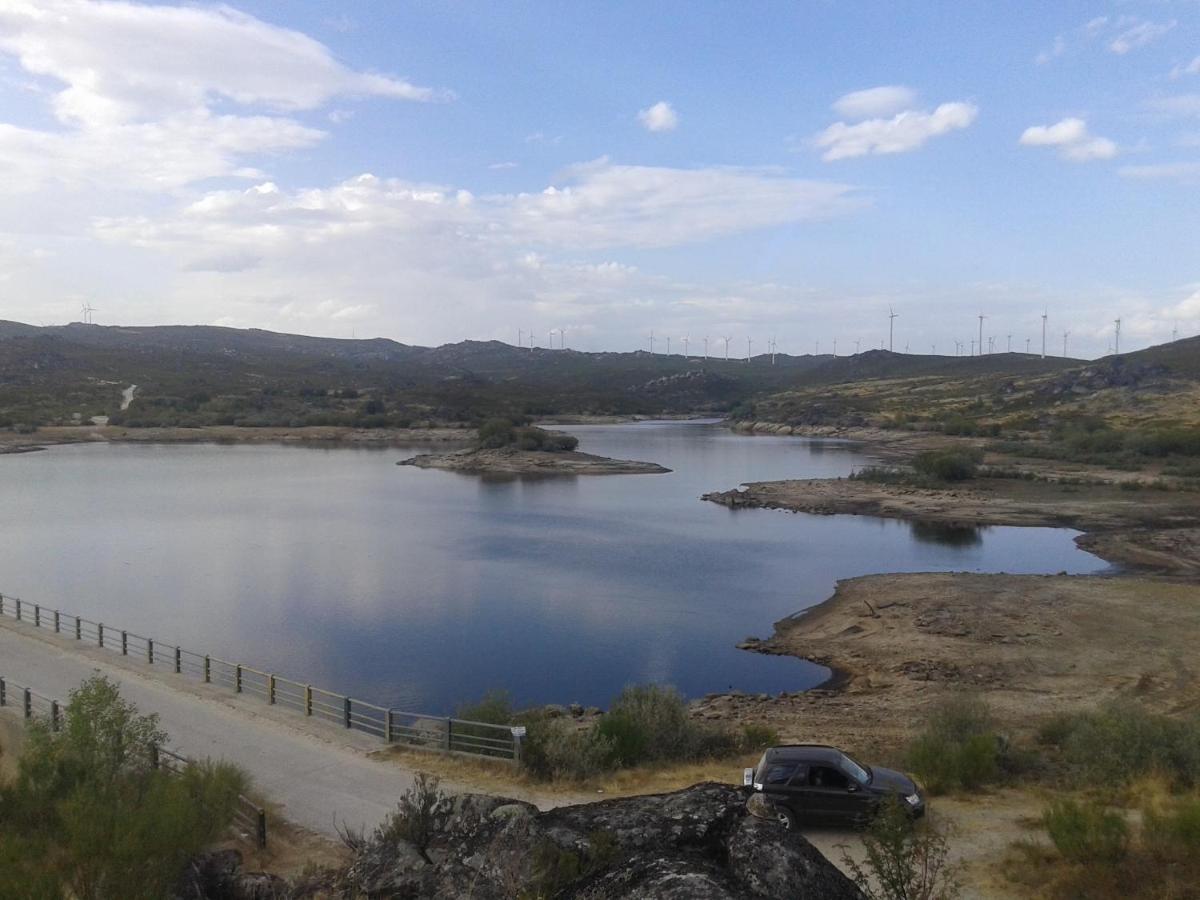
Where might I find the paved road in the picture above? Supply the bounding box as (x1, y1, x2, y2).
(0, 617, 528, 837)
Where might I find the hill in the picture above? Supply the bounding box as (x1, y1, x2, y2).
(0, 321, 1077, 430)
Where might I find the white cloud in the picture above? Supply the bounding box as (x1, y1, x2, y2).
(1118, 161, 1200, 183)
(1036, 36, 1067, 66)
(1019, 118, 1117, 161)
(1146, 94, 1200, 118)
(488, 161, 519, 170)
(637, 101, 679, 133)
(1109, 19, 1175, 55)
(813, 101, 977, 161)
(831, 86, 917, 119)
(0, 0, 449, 192)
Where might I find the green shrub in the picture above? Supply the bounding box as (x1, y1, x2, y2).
(840, 795, 960, 900)
(1044, 798, 1128, 862)
(1, 677, 247, 900)
(521, 719, 616, 782)
(376, 773, 450, 861)
(456, 690, 514, 725)
(739, 723, 781, 753)
(905, 695, 1001, 793)
(1144, 795, 1200, 851)
(596, 684, 730, 767)
(478, 417, 516, 448)
(911, 447, 983, 482)
(1037, 702, 1200, 788)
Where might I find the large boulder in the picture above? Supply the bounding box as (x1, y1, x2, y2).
(340, 782, 863, 899)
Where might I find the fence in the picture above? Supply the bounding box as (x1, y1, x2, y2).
(0, 591, 520, 763)
(0, 674, 267, 848)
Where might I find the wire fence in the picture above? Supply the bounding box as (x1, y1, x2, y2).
(0, 674, 267, 848)
(0, 590, 520, 763)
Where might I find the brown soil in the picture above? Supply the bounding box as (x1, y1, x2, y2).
(693, 573, 1200, 757)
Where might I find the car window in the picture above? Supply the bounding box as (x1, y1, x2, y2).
(839, 754, 870, 784)
(809, 765, 849, 789)
(764, 763, 797, 785)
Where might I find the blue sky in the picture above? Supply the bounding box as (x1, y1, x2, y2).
(0, 1, 1198, 356)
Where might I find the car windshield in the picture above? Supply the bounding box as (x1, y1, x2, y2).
(840, 753, 871, 784)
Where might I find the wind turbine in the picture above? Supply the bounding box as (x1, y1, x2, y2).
(771, 337, 778, 365)
(649, 330, 655, 354)
(666, 335, 671, 355)
(832, 338, 837, 356)
(518, 328, 524, 348)
(1026, 337, 1031, 353)
(1041, 309, 1048, 359)
(931, 344, 936, 355)
(703, 336, 709, 360)
(1114, 318, 1121, 355)
(1063, 330, 1070, 357)
(977, 314, 986, 356)
(723, 336, 732, 360)
(854, 339, 861, 355)
(682, 335, 690, 358)
(548, 328, 557, 349)
(746, 336, 752, 362)
(970, 338, 975, 356)
(529, 330, 535, 350)
(560, 327, 568, 350)
(1173, 322, 1179, 342)
(888, 307, 898, 352)
(1006, 334, 1012, 353)
(814, 339, 819, 356)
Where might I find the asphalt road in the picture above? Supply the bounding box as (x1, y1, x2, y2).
(0, 616, 515, 837)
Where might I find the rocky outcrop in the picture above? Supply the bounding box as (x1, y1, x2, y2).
(175, 849, 288, 899)
(338, 783, 861, 899)
(398, 446, 670, 475)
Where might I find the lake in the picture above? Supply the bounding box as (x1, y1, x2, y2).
(0, 421, 1104, 713)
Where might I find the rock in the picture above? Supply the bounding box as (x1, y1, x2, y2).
(174, 849, 290, 900)
(336, 782, 862, 899)
(543, 704, 568, 718)
(568, 702, 584, 717)
(584, 706, 603, 717)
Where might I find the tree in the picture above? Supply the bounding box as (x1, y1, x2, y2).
(839, 797, 960, 900)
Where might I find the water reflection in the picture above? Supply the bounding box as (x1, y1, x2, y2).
(908, 521, 986, 548)
(0, 423, 1104, 712)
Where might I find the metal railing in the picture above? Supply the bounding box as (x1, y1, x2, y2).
(0, 590, 520, 763)
(0, 675, 267, 848)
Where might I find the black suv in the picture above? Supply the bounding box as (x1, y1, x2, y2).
(747, 744, 925, 828)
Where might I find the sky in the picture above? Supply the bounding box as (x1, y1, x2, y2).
(0, 1, 1198, 358)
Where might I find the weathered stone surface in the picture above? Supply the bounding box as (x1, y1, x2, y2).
(175, 848, 289, 900)
(332, 782, 862, 899)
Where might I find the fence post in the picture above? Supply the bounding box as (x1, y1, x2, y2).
(75, 617, 81, 641)
(511, 726, 524, 766)
(0, 677, 6, 706)
(204, 656, 211, 683)
(445, 717, 453, 752)
(385, 709, 393, 743)
(150, 744, 160, 770)
(33, 604, 39, 628)
(121, 630, 128, 656)
(53, 610, 60, 633)
(0, 593, 4, 615)
(268, 674, 276, 705)
(235, 665, 242, 693)
(50, 700, 60, 731)
(98, 622, 104, 648)
(256, 809, 267, 849)
(305, 685, 313, 716)
(343, 697, 351, 729)
(174, 646, 182, 675)
(14, 599, 20, 621)
(23, 688, 31, 720)
(147, 638, 154, 665)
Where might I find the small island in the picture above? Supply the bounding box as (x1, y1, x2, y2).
(397, 418, 670, 475)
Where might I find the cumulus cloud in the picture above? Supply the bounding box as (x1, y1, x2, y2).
(813, 101, 978, 161)
(1109, 19, 1175, 55)
(0, 0, 448, 191)
(831, 86, 917, 119)
(637, 101, 679, 133)
(1019, 118, 1117, 161)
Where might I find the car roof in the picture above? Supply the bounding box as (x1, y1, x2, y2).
(762, 744, 846, 764)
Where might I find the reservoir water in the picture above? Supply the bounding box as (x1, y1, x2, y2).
(0, 421, 1104, 713)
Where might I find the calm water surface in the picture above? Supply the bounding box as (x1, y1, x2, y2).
(0, 422, 1104, 712)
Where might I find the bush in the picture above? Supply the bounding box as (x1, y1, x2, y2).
(596, 684, 733, 767)
(905, 694, 1001, 794)
(1044, 798, 1129, 862)
(739, 723, 781, 753)
(521, 719, 616, 782)
(1, 676, 247, 900)
(456, 690, 514, 725)
(1037, 702, 1200, 788)
(840, 795, 960, 900)
(478, 417, 516, 448)
(1143, 794, 1200, 851)
(376, 773, 450, 861)
(911, 447, 983, 482)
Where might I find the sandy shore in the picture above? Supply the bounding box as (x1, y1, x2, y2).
(398, 446, 670, 475)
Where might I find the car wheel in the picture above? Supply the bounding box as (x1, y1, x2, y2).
(775, 807, 798, 831)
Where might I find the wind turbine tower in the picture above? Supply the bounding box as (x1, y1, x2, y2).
(1007, 334, 1012, 353)
(746, 336, 752, 362)
(1114, 319, 1121, 355)
(888, 307, 898, 352)
(1063, 330, 1070, 357)
(518, 328, 524, 348)
(682, 335, 689, 358)
(1041, 310, 1048, 359)
(977, 314, 986, 356)
(723, 336, 731, 360)
(666, 336, 671, 355)
(703, 336, 709, 360)
(854, 339, 861, 355)
(649, 330, 655, 354)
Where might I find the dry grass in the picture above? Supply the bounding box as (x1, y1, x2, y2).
(374, 745, 758, 802)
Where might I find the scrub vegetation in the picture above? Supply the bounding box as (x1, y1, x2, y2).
(0, 677, 247, 900)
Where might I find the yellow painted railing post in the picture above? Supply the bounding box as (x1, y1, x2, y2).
(305, 685, 312, 716)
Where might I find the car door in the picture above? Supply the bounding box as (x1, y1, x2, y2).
(760, 761, 805, 818)
(806, 764, 859, 821)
